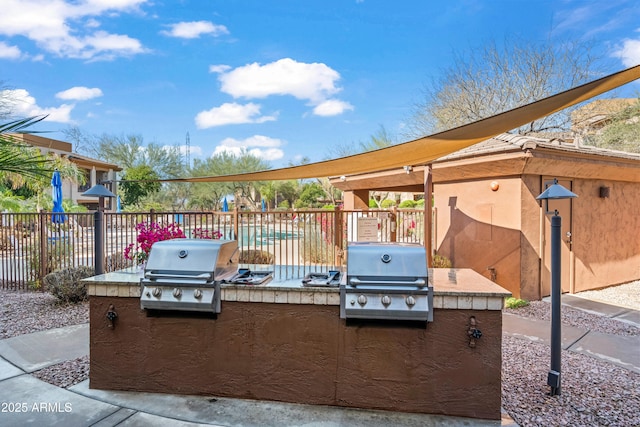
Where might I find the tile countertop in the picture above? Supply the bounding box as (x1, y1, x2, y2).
(83, 267, 511, 310)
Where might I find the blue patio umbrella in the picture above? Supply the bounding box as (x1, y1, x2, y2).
(222, 197, 229, 212)
(51, 170, 66, 223)
(261, 198, 266, 212)
(116, 195, 122, 213)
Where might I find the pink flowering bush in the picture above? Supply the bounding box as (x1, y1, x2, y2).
(124, 222, 186, 265)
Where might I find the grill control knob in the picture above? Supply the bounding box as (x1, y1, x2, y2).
(193, 289, 203, 299)
(152, 287, 161, 297)
(381, 295, 392, 306)
(172, 288, 182, 298)
(406, 295, 416, 307)
(357, 294, 367, 306)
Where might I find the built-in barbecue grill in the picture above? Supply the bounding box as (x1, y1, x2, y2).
(340, 242, 433, 322)
(140, 239, 238, 313)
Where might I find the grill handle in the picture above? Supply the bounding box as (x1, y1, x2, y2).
(144, 272, 212, 281)
(349, 278, 426, 287)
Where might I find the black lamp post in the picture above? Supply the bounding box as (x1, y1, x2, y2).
(82, 184, 116, 275)
(536, 178, 577, 396)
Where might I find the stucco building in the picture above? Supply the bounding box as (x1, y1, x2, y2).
(331, 133, 640, 300)
(11, 133, 121, 211)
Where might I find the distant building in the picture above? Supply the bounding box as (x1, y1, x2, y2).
(10, 133, 122, 211)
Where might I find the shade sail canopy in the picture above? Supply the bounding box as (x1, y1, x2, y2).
(160, 65, 640, 184)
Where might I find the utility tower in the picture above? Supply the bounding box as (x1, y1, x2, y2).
(185, 132, 191, 170)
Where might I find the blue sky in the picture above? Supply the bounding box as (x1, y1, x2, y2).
(2, 0, 640, 168)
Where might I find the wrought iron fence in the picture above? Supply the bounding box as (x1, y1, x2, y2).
(0, 208, 426, 290)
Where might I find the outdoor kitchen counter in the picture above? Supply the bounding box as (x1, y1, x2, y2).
(84, 267, 510, 309)
(84, 267, 511, 421)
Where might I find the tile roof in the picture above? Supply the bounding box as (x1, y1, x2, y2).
(436, 132, 640, 163)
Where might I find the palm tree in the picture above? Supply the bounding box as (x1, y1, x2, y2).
(1, 116, 87, 211)
(0, 116, 53, 180)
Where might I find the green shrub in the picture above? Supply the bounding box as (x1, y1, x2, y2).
(432, 254, 452, 268)
(505, 297, 529, 309)
(105, 252, 133, 272)
(43, 266, 95, 304)
(29, 240, 72, 278)
(369, 199, 378, 208)
(399, 199, 417, 208)
(239, 249, 274, 264)
(380, 199, 396, 208)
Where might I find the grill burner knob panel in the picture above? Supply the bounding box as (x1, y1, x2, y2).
(173, 288, 182, 298)
(357, 294, 368, 305)
(193, 289, 203, 299)
(406, 296, 416, 307)
(152, 287, 162, 297)
(381, 295, 392, 306)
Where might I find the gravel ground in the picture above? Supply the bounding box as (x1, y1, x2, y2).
(1, 283, 639, 426)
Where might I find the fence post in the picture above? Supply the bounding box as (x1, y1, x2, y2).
(333, 206, 343, 266)
(391, 206, 398, 242)
(233, 207, 239, 240)
(38, 210, 47, 281)
(424, 164, 433, 267)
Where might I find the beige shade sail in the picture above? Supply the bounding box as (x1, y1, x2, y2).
(164, 65, 640, 183)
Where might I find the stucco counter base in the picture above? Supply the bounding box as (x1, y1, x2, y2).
(84, 268, 511, 421)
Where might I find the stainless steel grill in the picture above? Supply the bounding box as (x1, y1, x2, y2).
(140, 239, 238, 313)
(340, 242, 433, 322)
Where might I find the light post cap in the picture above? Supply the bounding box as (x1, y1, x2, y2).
(536, 179, 578, 200)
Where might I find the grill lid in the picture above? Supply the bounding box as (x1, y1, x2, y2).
(347, 242, 427, 280)
(144, 238, 238, 279)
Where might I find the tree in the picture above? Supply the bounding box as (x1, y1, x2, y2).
(0, 117, 53, 181)
(584, 98, 640, 153)
(120, 165, 161, 207)
(407, 38, 602, 137)
(188, 150, 271, 211)
(0, 117, 89, 211)
(0, 82, 16, 120)
(63, 128, 188, 209)
(295, 182, 326, 208)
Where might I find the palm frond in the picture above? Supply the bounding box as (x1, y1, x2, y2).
(0, 115, 53, 180)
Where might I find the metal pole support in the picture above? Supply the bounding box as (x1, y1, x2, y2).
(548, 213, 562, 396)
(94, 209, 104, 275)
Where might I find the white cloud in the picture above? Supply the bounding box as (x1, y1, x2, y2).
(209, 64, 231, 73)
(0, 0, 148, 61)
(2, 89, 74, 123)
(0, 41, 22, 59)
(218, 58, 342, 103)
(195, 102, 277, 129)
(56, 86, 103, 101)
(312, 99, 354, 116)
(162, 21, 229, 39)
(613, 37, 640, 67)
(213, 135, 285, 161)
